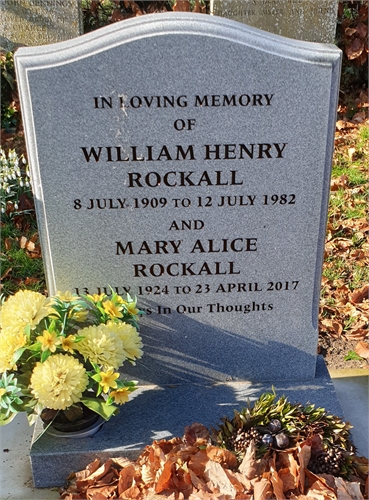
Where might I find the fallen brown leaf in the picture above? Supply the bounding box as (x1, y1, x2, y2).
(355, 341, 369, 360)
(206, 445, 238, 469)
(270, 465, 285, 499)
(335, 477, 365, 500)
(204, 460, 237, 497)
(297, 444, 311, 493)
(76, 460, 113, 490)
(119, 482, 141, 498)
(183, 422, 210, 445)
(330, 174, 349, 190)
(253, 477, 272, 500)
(336, 120, 356, 131)
(155, 460, 175, 493)
(118, 464, 136, 495)
(239, 442, 258, 480)
(347, 146, 356, 160)
(172, 0, 190, 11)
(350, 284, 369, 304)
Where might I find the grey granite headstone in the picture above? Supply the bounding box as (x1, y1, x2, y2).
(15, 13, 342, 487)
(0, 0, 82, 51)
(211, 0, 339, 43)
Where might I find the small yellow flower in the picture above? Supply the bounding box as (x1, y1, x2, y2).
(0, 388, 6, 398)
(110, 387, 130, 405)
(117, 297, 139, 316)
(126, 302, 139, 316)
(70, 309, 89, 322)
(87, 294, 105, 303)
(36, 330, 61, 352)
(54, 291, 76, 302)
(99, 368, 119, 393)
(102, 300, 123, 319)
(61, 335, 76, 353)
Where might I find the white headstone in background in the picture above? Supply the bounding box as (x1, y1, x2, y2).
(0, 0, 82, 51)
(211, 0, 339, 42)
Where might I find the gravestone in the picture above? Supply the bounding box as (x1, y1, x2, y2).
(15, 12, 342, 487)
(211, 0, 339, 42)
(0, 0, 81, 51)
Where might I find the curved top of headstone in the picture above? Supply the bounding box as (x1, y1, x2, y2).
(15, 12, 340, 69)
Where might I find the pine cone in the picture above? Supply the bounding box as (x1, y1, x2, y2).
(227, 426, 262, 452)
(309, 448, 345, 476)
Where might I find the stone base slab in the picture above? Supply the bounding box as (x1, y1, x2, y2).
(30, 356, 344, 488)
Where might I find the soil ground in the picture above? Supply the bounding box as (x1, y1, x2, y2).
(319, 335, 369, 371)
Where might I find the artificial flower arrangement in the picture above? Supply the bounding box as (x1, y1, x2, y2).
(0, 289, 143, 428)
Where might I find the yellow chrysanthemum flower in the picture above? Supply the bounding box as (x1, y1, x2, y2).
(102, 300, 123, 319)
(99, 367, 119, 393)
(112, 322, 143, 362)
(36, 330, 61, 352)
(75, 324, 126, 368)
(110, 387, 130, 405)
(30, 354, 88, 410)
(0, 290, 50, 335)
(0, 330, 27, 372)
(61, 335, 76, 353)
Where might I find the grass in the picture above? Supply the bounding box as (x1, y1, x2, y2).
(0, 212, 45, 297)
(319, 122, 369, 339)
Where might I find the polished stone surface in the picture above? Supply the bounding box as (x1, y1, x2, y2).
(15, 14, 341, 386)
(30, 357, 344, 487)
(2, 364, 367, 494)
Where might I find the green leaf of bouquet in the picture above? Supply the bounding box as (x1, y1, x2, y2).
(80, 397, 118, 420)
(11, 400, 29, 412)
(24, 324, 31, 339)
(41, 350, 51, 363)
(0, 413, 17, 426)
(118, 380, 137, 389)
(12, 347, 26, 364)
(27, 412, 40, 426)
(27, 343, 41, 352)
(48, 319, 57, 333)
(91, 373, 101, 383)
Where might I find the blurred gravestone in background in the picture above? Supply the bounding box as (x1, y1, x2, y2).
(211, 0, 339, 42)
(0, 0, 82, 51)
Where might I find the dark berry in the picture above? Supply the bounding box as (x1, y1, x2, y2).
(262, 433, 274, 447)
(274, 432, 289, 449)
(268, 419, 282, 433)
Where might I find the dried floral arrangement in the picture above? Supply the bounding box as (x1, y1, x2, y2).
(59, 393, 368, 499)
